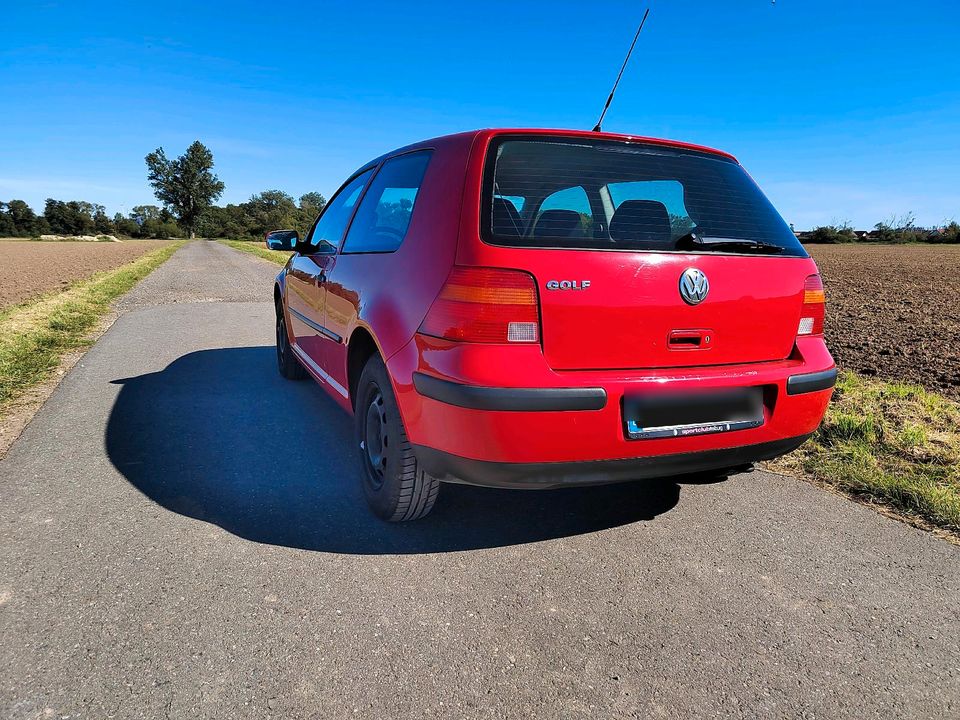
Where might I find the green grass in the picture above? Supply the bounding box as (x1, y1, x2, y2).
(775, 371, 960, 535)
(0, 241, 185, 415)
(218, 238, 291, 266)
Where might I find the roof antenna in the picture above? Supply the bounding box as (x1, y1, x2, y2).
(592, 7, 651, 132)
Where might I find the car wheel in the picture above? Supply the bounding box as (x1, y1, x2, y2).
(276, 300, 306, 380)
(355, 354, 439, 521)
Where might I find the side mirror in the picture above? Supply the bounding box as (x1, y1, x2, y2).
(265, 229, 299, 251)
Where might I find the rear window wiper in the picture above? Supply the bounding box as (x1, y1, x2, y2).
(675, 232, 784, 254)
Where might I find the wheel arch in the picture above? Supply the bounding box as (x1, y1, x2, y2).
(347, 326, 382, 410)
(273, 268, 286, 304)
(274, 280, 296, 347)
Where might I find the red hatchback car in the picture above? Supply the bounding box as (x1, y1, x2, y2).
(268, 128, 836, 521)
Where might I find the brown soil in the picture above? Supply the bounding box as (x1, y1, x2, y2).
(0, 240, 170, 309)
(808, 244, 960, 399)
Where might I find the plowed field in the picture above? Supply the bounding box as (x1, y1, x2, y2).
(808, 244, 960, 398)
(0, 240, 170, 308)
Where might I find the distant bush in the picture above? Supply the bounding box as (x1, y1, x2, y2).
(927, 221, 960, 244)
(867, 213, 959, 244)
(872, 224, 927, 243)
(112, 214, 140, 237)
(806, 223, 858, 244)
(799, 212, 959, 245)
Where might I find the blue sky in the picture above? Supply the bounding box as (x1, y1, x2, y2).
(1, 0, 958, 229)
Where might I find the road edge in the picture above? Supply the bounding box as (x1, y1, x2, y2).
(0, 241, 188, 459)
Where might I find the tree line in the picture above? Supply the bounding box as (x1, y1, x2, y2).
(0, 141, 326, 240)
(0, 193, 326, 240)
(802, 213, 960, 244)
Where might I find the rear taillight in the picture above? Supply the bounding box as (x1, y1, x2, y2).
(419, 266, 540, 343)
(797, 274, 825, 336)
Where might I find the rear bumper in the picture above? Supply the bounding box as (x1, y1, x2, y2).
(388, 334, 835, 468)
(414, 434, 813, 488)
(414, 368, 837, 412)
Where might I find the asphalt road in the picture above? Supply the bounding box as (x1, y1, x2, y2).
(1, 240, 958, 719)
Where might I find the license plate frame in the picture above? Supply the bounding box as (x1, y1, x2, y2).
(624, 387, 765, 440)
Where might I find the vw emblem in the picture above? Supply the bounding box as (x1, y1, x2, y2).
(679, 268, 709, 305)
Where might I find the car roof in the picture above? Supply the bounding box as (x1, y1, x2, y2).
(368, 128, 737, 165)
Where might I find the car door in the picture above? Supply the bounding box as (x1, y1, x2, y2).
(323, 151, 433, 391)
(285, 251, 335, 367)
(287, 169, 373, 373)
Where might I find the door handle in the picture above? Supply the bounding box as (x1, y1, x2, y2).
(668, 329, 713, 349)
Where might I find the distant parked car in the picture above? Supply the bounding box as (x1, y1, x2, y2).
(267, 129, 836, 521)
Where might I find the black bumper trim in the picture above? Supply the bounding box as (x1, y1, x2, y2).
(413, 434, 814, 489)
(786, 368, 838, 395)
(412, 372, 607, 411)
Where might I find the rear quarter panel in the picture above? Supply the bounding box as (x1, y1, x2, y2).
(323, 133, 476, 393)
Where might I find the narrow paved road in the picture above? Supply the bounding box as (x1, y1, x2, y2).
(1, 241, 958, 719)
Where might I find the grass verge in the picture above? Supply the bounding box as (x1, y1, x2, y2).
(772, 371, 960, 536)
(0, 241, 185, 416)
(218, 239, 291, 266)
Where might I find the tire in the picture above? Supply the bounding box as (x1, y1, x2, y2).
(276, 300, 307, 380)
(355, 355, 440, 521)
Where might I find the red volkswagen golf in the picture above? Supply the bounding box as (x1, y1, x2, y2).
(268, 129, 836, 521)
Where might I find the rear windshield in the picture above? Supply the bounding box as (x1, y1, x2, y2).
(482, 137, 806, 257)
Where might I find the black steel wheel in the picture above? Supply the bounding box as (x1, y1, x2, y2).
(355, 355, 439, 521)
(363, 388, 388, 489)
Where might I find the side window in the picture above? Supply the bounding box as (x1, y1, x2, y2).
(534, 186, 593, 238)
(305, 169, 373, 252)
(341, 151, 432, 254)
(607, 180, 696, 239)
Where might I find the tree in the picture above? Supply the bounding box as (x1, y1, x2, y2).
(198, 204, 247, 239)
(130, 205, 162, 227)
(297, 192, 326, 236)
(145, 141, 225, 238)
(935, 221, 960, 243)
(0, 199, 41, 236)
(873, 211, 926, 243)
(243, 190, 298, 238)
(0, 203, 15, 236)
(43, 199, 97, 236)
(113, 212, 141, 237)
(131, 205, 182, 238)
(92, 204, 115, 234)
(299, 192, 326, 213)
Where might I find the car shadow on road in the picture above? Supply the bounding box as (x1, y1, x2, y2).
(106, 347, 730, 555)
